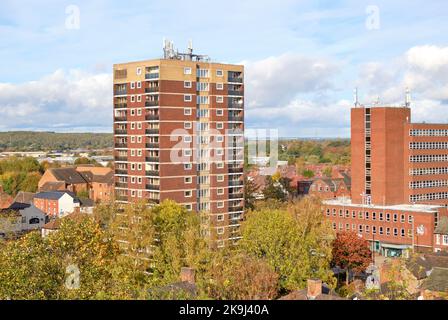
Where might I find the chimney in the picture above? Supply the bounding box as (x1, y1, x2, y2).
(180, 267, 195, 284)
(307, 279, 322, 300)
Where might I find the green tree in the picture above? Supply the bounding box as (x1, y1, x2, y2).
(244, 176, 258, 211)
(239, 197, 335, 292)
(19, 172, 42, 193)
(263, 176, 287, 202)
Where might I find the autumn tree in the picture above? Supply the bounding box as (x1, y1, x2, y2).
(331, 231, 372, 285)
(263, 176, 287, 202)
(201, 251, 279, 300)
(244, 176, 258, 211)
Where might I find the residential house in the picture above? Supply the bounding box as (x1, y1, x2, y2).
(434, 216, 448, 252)
(309, 174, 351, 200)
(33, 191, 80, 218)
(279, 279, 346, 300)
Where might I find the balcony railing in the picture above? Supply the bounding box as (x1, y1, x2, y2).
(115, 195, 128, 201)
(145, 143, 159, 148)
(145, 73, 159, 79)
(145, 101, 159, 107)
(228, 102, 243, 109)
(229, 193, 244, 199)
(115, 169, 128, 175)
(145, 170, 159, 176)
(114, 156, 128, 162)
(145, 129, 159, 135)
(145, 157, 159, 162)
(148, 198, 160, 204)
(229, 206, 244, 212)
(228, 116, 244, 122)
(228, 180, 244, 187)
(114, 89, 127, 96)
(145, 114, 159, 121)
(145, 184, 160, 191)
(228, 90, 244, 96)
(228, 167, 244, 174)
(114, 103, 127, 108)
(228, 77, 243, 83)
(145, 87, 159, 93)
(115, 182, 127, 188)
(114, 116, 127, 122)
(114, 129, 127, 135)
(114, 143, 127, 149)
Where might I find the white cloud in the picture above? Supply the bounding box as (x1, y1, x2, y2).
(0, 69, 112, 131)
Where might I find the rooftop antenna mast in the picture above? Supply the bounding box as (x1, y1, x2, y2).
(405, 87, 411, 107)
(353, 87, 359, 107)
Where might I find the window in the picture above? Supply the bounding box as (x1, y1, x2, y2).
(197, 69, 209, 78)
(400, 214, 405, 223)
(359, 225, 363, 233)
(184, 94, 192, 102)
(217, 188, 224, 195)
(137, 95, 141, 102)
(217, 122, 224, 130)
(216, 69, 223, 77)
(393, 213, 398, 222)
(216, 96, 224, 103)
(326, 209, 330, 216)
(358, 211, 363, 219)
(217, 175, 224, 182)
(130, 82, 135, 89)
(136, 67, 142, 75)
(185, 190, 192, 198)
(184, 67, 192, 75)
(184, 135, 192, 143)
(184, 108, 192, 116)
(184, 176, 192, 184)
(184, 122, 192, 129)
(216, 136, 224, 143)
(184, 163, 192, 170)
(217, 227, 224, 235)
(379, 212, 383, 221)
(197, 96, 209, 104)
(386, 213, 390, 222)
(197, 82, 209, 91)
(408, 215, 413, 223)
(217, 162, 224, 169)
(185, 204, 192, 211)
(137, 81, 142, 88)
(372, 212, 376, 220)
(401, 229, 405, 237)
(394, 228, 398, 236)
(131, 95, 135, 102)
(365, 211, 369, 220)
(216, 83, 224, 90)
(372, 226, 376, 234)
(217, 214, 224, 222)
(387, 227, 391, 236)
(379, 227, 384, 235)
(352, 211, 356, 218)
(183, 149, 192, 157)
(443, 235, 448, 245)
(217, 201, 224, 209)
(216, 109, 224, 116)
(184, 81, 192, 88)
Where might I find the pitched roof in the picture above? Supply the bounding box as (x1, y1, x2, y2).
(50, 167, 87, 184)
(79, 197, 94, 207)
(13, 191, 35, 205)
(39, 181, 66, 192)
(421, 268, 448, 292)
(435, 216, 448, 234)
(34, 191, 77, 200)
(279, 284, 346, 300)
(42, 212, 88, 230)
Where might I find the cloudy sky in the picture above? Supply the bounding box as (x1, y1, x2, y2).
(0, 0, 447, 137)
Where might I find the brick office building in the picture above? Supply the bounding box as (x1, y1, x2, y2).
(323, 97, 448, 256)
(113, 42, 244, 248)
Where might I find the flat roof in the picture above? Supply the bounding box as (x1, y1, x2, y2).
(323, 198, 443, 213)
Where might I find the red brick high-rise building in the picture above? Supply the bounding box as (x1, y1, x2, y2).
(324, 94, 448, 256)
(113, 43, 244, 248)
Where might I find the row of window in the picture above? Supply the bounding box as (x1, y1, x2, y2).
(410, 129, 448, 137)
(410, 167, 448, 176)
(326, 208, 413, 223)
(410, 192, 448, 202)
(409, 180, 448, 189)
(333, 222, 411, 237)
(409, 155, 448, 162)
(409, 142, 448, 150)
(435, 234, 448, 245)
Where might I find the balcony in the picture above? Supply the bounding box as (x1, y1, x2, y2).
(145, 114, 159, 121)
(145, 129, 159, 135)
(114, 116, 127, 122)
(114, 129, 127, 135)
(228, 77, 243, 83)
(115, 169, 128, 175)
(228, 116, 244, 122)
(114, 89, 127, 96)
(145, 184, 160, 191)
(115, 182, 127, 188)
(145, 143, 159, 148)
(145, 87, 159, 93)
(229, 206, 244, 212)
(228, 167, 244, 174)
(114, 143, 127, 149)
(228, 90, 244, 96)
(114, 103, 127, 108)
(229, 193, 244, 200)
(228, 180, 244, 187)
(148, 198, 160, 204)
(229, 219, 241, 225)
(145, 170, 159, 176)
(114, 156, 128, 162)
(228, 102, 243, 109)
(145, 157, 159, 162)
(145, 73, 159, 79)
(145, 101, 159, 107)
(115, 195, 128, 201)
